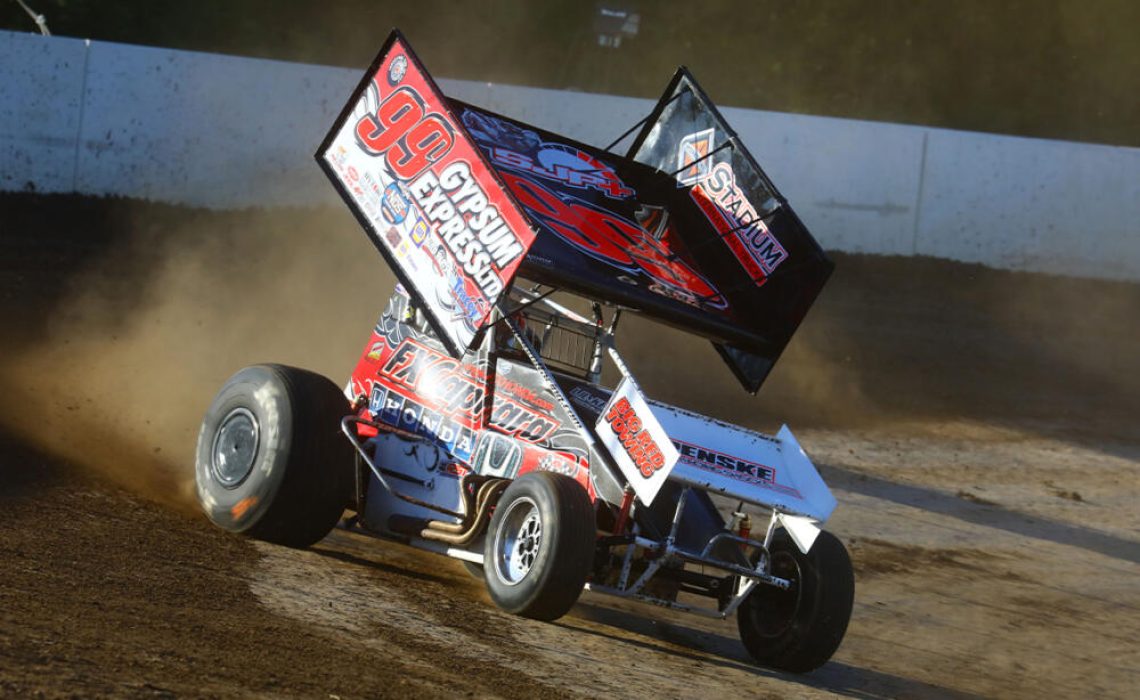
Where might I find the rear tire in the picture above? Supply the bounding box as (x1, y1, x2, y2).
(483, 472, 595, 621)
(736, 529, 854, 673)
(195, 364, 353, 548)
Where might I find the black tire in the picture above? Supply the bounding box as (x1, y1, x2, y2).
(483, 472, 595, 621)
(737, 529, 854, 673)
(194, 364, 353, 548)
(460, 534, 488, 578)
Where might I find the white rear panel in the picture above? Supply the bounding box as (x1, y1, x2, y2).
(651, 403, 836, 522)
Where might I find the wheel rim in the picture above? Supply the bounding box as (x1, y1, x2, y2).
(210, 407, 260, 489)
(493, 496, 543, 586)
(749, 550, 803, 638)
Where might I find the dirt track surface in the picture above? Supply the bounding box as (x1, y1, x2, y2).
(1, 194, 1138, 698)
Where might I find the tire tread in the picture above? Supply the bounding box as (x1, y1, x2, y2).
(484, 472, 595, 621)
(737, 529, 854, 673)
(196, 364, 352, 549)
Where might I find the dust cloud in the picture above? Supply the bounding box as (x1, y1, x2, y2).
(0, 203, 392, 509)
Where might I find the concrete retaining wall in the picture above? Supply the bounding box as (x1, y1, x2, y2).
(2, 29, 1137, 280)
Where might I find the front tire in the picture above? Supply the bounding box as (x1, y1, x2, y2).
(737, 529, 854, 673)
(483, 472, 595, 621)
(195, 364, 353, 548)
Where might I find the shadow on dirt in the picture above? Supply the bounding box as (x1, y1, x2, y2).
(821, 463, 1140, 566)
(566, 601, 983, 700)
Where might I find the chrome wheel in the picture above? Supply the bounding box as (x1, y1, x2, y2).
(493, 496, 542, 586)
(210, 407, 259, 489)
(481, 472, 595, 620)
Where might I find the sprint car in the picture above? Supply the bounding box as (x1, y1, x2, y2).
(195, 30, 853, 673)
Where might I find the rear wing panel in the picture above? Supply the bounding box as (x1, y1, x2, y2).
(627, 68, 834, 392)
(316, 30, 537, 357)
(449, 99, 755, 345)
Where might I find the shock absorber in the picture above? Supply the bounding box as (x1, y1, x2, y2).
(738, 512, 752, 552)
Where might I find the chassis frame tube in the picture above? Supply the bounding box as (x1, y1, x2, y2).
(340, 415, 467, 519)
(592, 502, 791, 618)
(338, 519, 485, 564)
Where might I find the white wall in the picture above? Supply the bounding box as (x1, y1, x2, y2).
(0, 31, 87, 193)
(2, 29, 1138, 280)
(917, 130, 1140, 279)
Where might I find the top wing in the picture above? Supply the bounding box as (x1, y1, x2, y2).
(320, 34, 830, 392)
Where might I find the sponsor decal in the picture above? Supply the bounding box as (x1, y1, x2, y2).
(366, 340, 386, 361)
(595, 377, 679, 505)
(439, 461, 471, 479)
(396, 239, 416, 269)
(362, 171, 385, 207)
(371, 382, 477, 461)
(689, 161, 788, 280)
(493, 373, 554, 414)
(489, 395, 559, 443)
(381, 339, 472, 413)
(387, 54, 407, 85)
(377, 338, 559, 444)
(537, 451, 580, 479)
(463, 110, 633, 199)
(672, 439, 775, 483)
(409, 215, 428, 246)
(568, 385, 609, 415)
(368, 383, 386, 414)
(409, 161, 525, 300)
(676, 128, 715, 186)
(338, 164, 369, 202)
(381, 182, 410, 224)
(442, 264, 486, 333)
(604, 398, 666, 478)
(671, 437, 801, 498)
